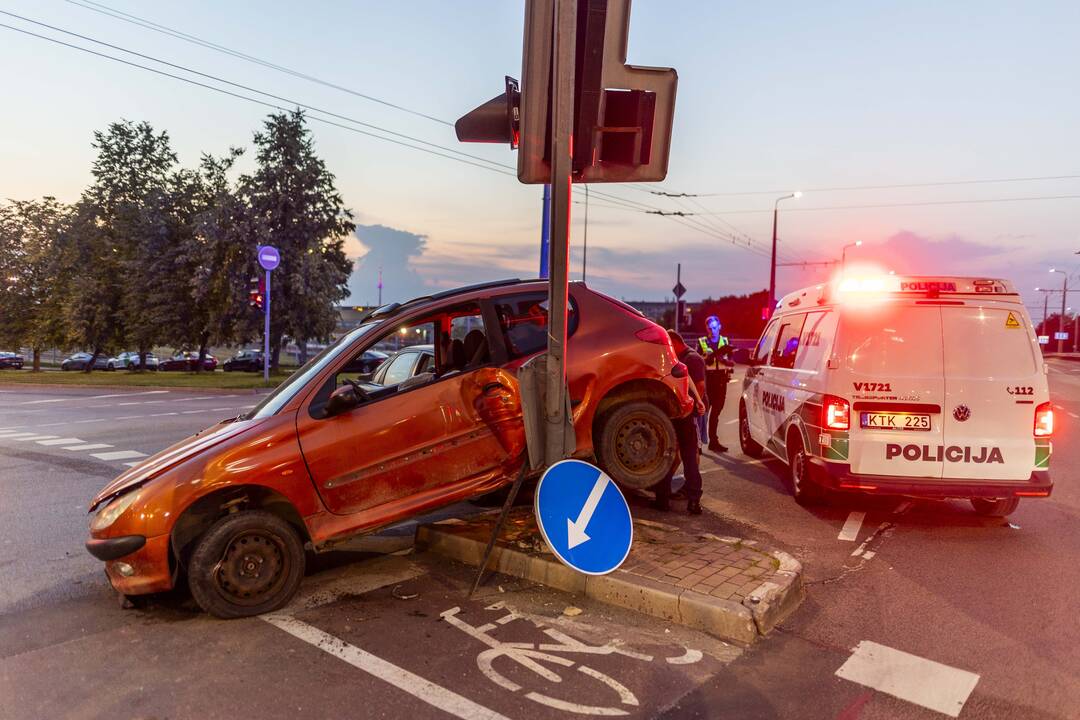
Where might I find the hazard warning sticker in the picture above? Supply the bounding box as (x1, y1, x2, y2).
(1005, 312, 1022, 329)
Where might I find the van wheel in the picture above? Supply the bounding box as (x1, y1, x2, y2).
(596, 402, 677, 490)
(187, 510, 305, 619)
(786, 430, 821, 506)
(970, 497, 1020, 517)
(739, 401, 763, 458)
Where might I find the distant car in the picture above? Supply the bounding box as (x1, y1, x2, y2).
(223, 350, 264, 372)
(159, 352, 217, 372)
(61, 352, 113, 371)
(363, 346, 433, 390)
(0, 352, 24, 369)
(110, 351, 159, 371)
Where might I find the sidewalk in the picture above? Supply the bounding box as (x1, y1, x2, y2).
(416, 506, 803, 646)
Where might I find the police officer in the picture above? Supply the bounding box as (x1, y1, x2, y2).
(698, 315, 734, 453)
(655, 330, 707, 515)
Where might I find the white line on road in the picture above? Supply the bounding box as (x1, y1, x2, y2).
(148, 412, 179, 417)
(1070, 411, 1079, 419)
(72, 418, 106, 424)
(63, 443, 113, 451)
(835, 641, 980, 718)
(17, 399, 65, 405)
(90, 450, 147, 461)
(115, 415, 143, 420)
(263, 615, 511, 720)
(124, 461, 142, 467)
(838, 512, 866, 542)
(0, 432, 37, 439)
(35, 438, 85, 446)
(12, 435, 60, 442)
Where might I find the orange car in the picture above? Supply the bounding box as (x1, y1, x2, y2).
(86, 279, 692, 617)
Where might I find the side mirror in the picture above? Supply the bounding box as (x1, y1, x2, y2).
(325, 385, 360, 417)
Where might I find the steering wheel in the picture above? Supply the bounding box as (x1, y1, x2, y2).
(343, 378, 370, 401)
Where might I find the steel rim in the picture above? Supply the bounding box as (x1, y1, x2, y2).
(791, 447, 806, 494)
(214, 529, 289, 606)
(614, 415, 667, 476)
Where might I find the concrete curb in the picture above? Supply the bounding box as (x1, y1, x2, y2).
(416, 523, 802, 646)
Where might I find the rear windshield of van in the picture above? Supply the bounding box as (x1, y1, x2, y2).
(941, 307, 1037, 378)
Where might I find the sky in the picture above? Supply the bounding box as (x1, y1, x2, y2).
(1, 0, 1078, 318)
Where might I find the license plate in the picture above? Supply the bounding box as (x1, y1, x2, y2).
(860, 412, 931, 431)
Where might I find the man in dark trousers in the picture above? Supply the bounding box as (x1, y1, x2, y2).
(698, 315, 734, 452)
(654, 330, 707, 515)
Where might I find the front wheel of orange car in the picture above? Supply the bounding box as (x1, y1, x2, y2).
(188, 510, 305, 619)
(596, 401, 677, 490)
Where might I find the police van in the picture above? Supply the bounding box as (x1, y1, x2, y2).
(739, 276, 1052, 516)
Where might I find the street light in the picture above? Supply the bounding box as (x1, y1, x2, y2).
(841, 240, 863, 269)
(1051, 268, 1068, 353)
(768, 191, 801, 318)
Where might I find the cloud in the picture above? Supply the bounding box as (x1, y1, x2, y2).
(346, 224, 430, 305)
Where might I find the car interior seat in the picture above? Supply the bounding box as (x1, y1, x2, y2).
(463, 329, 489, 368)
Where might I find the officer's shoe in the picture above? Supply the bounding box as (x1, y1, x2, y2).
(687, 500, 702, 515)
(708, 441, 728, 453)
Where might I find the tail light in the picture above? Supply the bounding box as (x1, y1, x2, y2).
(1034, 402, 1054, 437)
(635, 325, 672, 347)
(822, 394, 850, 431)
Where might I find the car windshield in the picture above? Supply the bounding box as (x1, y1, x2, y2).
(244, 321, 381, 420)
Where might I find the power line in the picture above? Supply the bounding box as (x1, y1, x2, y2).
(689, 194, 1080, 216)
(63, 0, 454, 126)
(655, 173, 1080, 198)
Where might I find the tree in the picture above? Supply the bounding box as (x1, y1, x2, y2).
(238, 110, 354, 369)
(0, 198, 70, 370)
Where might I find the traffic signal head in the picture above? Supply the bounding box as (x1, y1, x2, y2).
(454, 76, 520, 147)
(248, 276, 265, 310)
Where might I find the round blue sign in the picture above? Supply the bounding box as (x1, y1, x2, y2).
(534, 459, 633, 575)
(257, 245, 280, 271)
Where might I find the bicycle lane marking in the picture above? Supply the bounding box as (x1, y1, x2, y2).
(263, 614, 511, 720)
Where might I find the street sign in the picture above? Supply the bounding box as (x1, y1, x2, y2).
(1039, 335, 1050, 345)
(535, 459, 632, 575)
(258, 245, 280, 271)
(672, 281, 686, 299)
(1054, 332, 1069, 340)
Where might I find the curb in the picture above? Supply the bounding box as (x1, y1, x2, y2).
(416, 523, 803, 646)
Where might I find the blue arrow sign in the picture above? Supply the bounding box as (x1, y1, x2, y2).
(534, 459, 633, 575)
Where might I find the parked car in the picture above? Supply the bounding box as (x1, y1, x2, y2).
(222, 350, 264, 372)
(111, 351, 159, 371)
(61, 352, 114, 371)
(159, 351, 217, 372)
(0, 352, 24, 369)
(85, 279, 692, 618)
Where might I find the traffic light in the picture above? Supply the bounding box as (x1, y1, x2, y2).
(456, 0, 677, 185)
(248, 276, 265, 310)
(677, 300, 691, 329)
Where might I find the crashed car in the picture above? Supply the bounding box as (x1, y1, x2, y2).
(85, 279, 692, 618)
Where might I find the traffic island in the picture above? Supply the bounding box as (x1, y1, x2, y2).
(415, 508, 804, 645)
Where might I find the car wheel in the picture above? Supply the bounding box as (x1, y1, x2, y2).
(596, 401, 677, 490)
(970, 497, 1020, 517)
(786, 428, 822, 506)
(187, 510, 305, 619)
(739, 401, 763, 458)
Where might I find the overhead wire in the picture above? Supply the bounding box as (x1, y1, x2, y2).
(656, 173, 1080, 198)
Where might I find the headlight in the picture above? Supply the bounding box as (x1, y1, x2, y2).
(90, 490, 142, 532)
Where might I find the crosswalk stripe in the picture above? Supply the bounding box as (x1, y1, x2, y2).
(124, 461, 142, 467)
(62, 443, 113, 451)
(35, 438, 85, 446)
(0, 432, 37, 439)
(90, 450, 148, 461)
(12, 435, 60, 442)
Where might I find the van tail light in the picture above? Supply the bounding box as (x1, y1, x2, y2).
(635, 325, 671, 346)
(822, 395, 850, 431)
(1034, 402, 1054, 437)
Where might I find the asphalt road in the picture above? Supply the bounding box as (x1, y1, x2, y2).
(0, 370, 1077, 719)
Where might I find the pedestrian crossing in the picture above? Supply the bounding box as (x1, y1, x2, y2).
(0, 429, 147, 469)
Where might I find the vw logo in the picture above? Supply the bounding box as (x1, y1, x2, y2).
(953, 404, 971, 422)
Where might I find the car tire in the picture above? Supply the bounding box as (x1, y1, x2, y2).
(786, 428, 822, 506)
(739, 401, 763, 458)
(595, 401, 677, 490)
(187, 510, 306, 619)
(970, 497, 1020, 517)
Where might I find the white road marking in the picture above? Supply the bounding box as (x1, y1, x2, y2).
(148, 412, 179, 417)
(263, 615, 511, 720)
(209, 407, 234, 412)
(1069, 411, 1079, 419)
(63, 443, 113, 451)
(18, 399, 64, 405)
(12, 435, 60, 442)
(835, 641, 979, 718)
(124, 461, 142, 467)
(35, 438, 85, 446)
(72, 418, 106, 424)
(90, 450, 147, 461)
(115, 415, 143, 420)
(0, 432, 37, 439)
(180, 410, 205, 414)
(838, 512, 866, 542)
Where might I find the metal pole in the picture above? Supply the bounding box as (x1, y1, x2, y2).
(540, 184, 552, 278)
(263, 269, 271, 383)
(544, 0, 575, 467)
(582, 184, 588, 282)
(768, 205, 778, 319)
(1060, 276, 1069, 353)
(674, 263, 681, 333)
(377, 266, 383, 305)
(1043, 292, 1049, 338)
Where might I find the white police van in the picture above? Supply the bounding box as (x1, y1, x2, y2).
(739, 276, 1052, 516)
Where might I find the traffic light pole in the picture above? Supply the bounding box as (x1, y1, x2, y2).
(263, 269, 271, 383)
(544, 0, 576, 467)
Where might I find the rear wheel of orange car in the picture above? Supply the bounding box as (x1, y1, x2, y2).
(596, 401, 677, 490)
(188, 510, 305, 619)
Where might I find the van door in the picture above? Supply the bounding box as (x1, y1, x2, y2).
(839, 303, 946, 479)
(939, 306, 1040, 481)
(745, 319, 781, 450)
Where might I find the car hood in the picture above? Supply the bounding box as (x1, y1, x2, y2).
(88, 416, 267, 511)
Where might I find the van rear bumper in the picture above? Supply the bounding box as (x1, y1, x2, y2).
(808, 458, 1052, 499)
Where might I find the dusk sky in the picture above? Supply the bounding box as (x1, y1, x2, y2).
(2, 1, 1078, 316)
